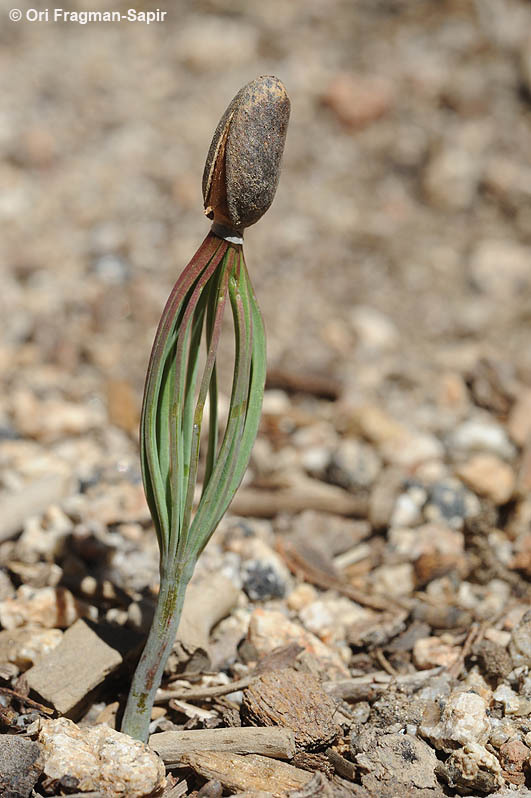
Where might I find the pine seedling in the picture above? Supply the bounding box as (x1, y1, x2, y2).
(121, 76, 290, 742)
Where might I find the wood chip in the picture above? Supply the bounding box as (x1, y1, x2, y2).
(25, 619, 140, 718)
(162, 780, 188, 798)
(277, 536, 393, 612)
(150, 727, 296, 764)
(322, 667, 443, 701)
(266, 369, 341, 400)
(0, 685, 54, 715)
(180, 751, 313, 797)
(242, 668, 339, 751)
(231, 479, 367, 519)
(291, 751, 333, 777)
(325, 748, 357, 781)
(156, 675, 253, 704)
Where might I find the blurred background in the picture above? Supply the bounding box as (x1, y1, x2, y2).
(0, 0, 530, 458)
(1, 4, 531, 787)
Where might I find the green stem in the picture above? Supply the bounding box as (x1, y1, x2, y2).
(120, 558, 195, 742)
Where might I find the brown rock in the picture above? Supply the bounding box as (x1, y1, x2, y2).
(0, 471, 73, 544)
(437, 372, 469, 414)
(106, 378, 140, 435)
(26, 618, 140, 718)
(472, 639, 512, 682)
(414, 550, 465, 588)
(508, 389, 531, 446)
(11, 390, 105, 441)
(247, 609, 348, 679)
(456, 454, 515, 505)
(242, 668, 340, 751)
(498, 739, 529, 775)
(0, 626, 62, 670)
(517, 438, 531, 494)
(322, 73, 392, 130)
(510, 532, 531, 577)
(0, 585, 96, 630)
(413, 637, 460, 670)
(369, 467, 405, 529)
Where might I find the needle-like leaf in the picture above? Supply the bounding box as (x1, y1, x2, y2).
(122, 77, 289, 742)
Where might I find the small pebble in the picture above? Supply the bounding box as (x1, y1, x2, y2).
(438, 742, 503, 794)
(493, 684, 531, 717)
(299, 597, 372, 644)
(489, 718, 515, 748)
(38, 717, 165, 797)
(508, 388, 531, 446)
(0, 626, 63, 669)
(242, 560, 286, 601)
(350, 701, 370, 724)
(370, 563, 415, 598)
(239, 539, 291, 601)
(483, 627, 511, 648)
(424, 146, 481, 211)
(420, 690, 490, 752)
(389, 483, 426, 527)
(322, 73, 393, 130)
(424, 478, 478, 529)
(473, 639, 512, 682)
(0, 585, 96, 630)
(287, 583, 318, 612)
(413, 636, 460, 670)
(509, 609, 531, 668)
(456, 454, 515, 505)
(450, 419, 515, 460)
(349, 305, 398, 351)
(327, 438, 381, 492)
(498, 739, 529, 775)
(248, 608, 349, 679)
(469, 239, 531, 299)
(352, 731, 439, 791)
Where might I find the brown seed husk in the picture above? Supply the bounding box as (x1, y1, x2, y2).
(203, 76, 290, 232)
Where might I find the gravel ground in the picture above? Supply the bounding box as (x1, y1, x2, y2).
(1, 1, 531, 796)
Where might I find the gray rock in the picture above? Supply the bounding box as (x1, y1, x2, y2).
(237, 538, 290, 601)
(424, 479, 478, 530)
(351, 730, 439, 791)
(0, 735, 43, 798)
(423, 145, 482, 211)
(327, 439, 382, 492)
(469, 239, 531, 298)
(242, 559, 286, 600)
(509, 608, 531, 667)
